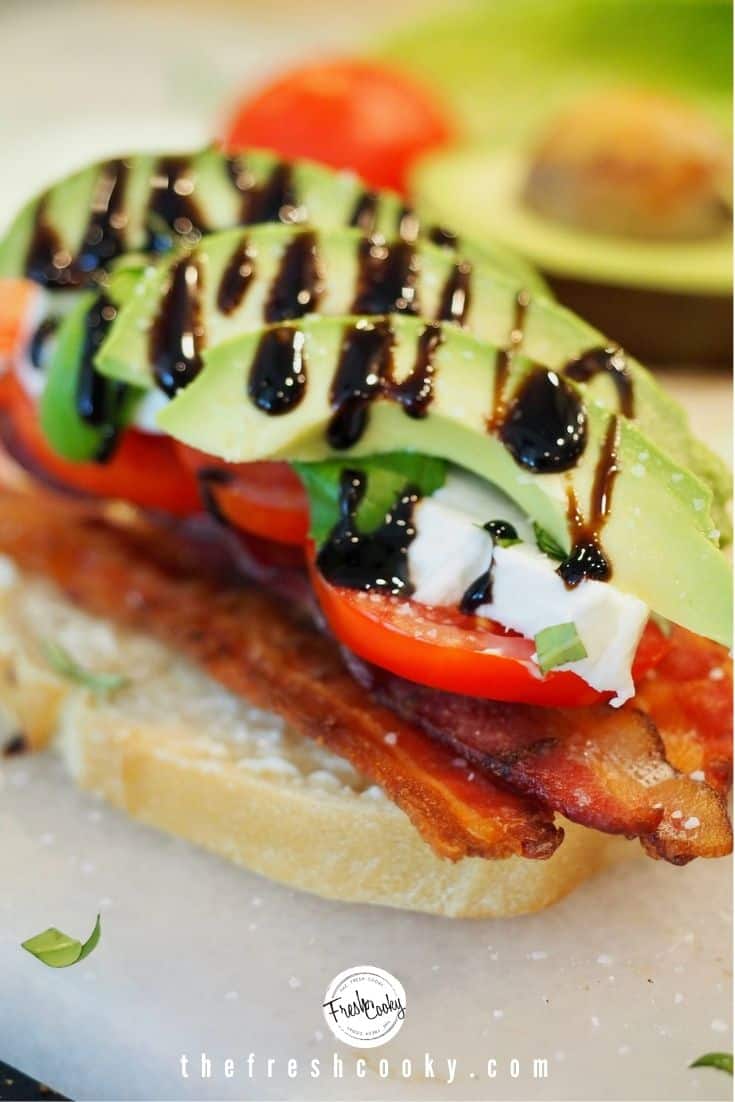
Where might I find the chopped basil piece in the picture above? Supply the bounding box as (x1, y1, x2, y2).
(293, 453, 446, 546)
(535, 622, 587, 673)
(22, 914, 101, 969)
(533, 522, 567, 561)
(43, 640, 129, 697)
(690, 1053, 733, 1076)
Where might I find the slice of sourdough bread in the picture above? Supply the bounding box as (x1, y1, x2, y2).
(0, 555, 633, 918)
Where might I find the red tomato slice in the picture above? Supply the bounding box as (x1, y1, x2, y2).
(221, 59, 455, 194)
(2, 372, 200, 516)
(311, 558, 670, 708)
(176, 445, 309, 544)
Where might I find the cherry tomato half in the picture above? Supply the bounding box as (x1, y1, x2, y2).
(176, 445, 309, 544)
(310, 558, 670, 708)
(221, 58, 455, 194)
(2, 372, 200, 516)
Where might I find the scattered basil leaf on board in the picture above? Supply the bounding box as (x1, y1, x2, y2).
(690, 1053, 733, 1076)
(293, 453, 446, 546)
(533, 522, 567, 562)
(42, 640, 129, 696)
(22, 915, 101, 969)
(535, 622, 587, 673)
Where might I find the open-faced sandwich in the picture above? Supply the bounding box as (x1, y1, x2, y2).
(0, 148, 731, 917)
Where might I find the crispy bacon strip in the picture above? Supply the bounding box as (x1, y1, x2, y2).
(635, 627, 733, 794)
(0, 491, 561, 862)
(366, 671, 732, 864)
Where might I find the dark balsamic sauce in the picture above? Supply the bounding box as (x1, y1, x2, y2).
(557, 416, 619, 588)
(326, 322, 393, 449)
(352, 238, 420, 315)
(147, 157, 207, 253)
(326, 321, 442, 450)
(458, 520, 519, 613)
(499, 367, 587, 473)
(265, 231, 323, 323)
(429, 225, 458, 249)
(76, 158, 130, 278)
(216, 237, 256, 315)
(564, 346, 634, 419)
(248, 326, 307, 414)
(29, 316, 60, 369)
(437, 260, 472, 325)
(2, 732, 29, 757)
(75, 293, 128, 461)
(149, 256, 205, 396)
(349, 191, 380, 234)
(488, 290, 530, 430)
(196, 467, 234, 527)
(26, 159, 130, 288)
(316, 468, 418, 595)
(248, 162, 299, 223)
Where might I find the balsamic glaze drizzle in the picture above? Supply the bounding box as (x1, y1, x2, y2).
(437, 260, 472, 325)
(29, 317, 60, 370)
(325, 321, 442, 450)
(352, 238, 420, 316)
(429, 225, 458, 249)
(557, 416, 619, 588)
(564, 346, 634, 419)
(459, 520, 519, 613)
(349, 191, 380, 234)
(75, 293, 128, 461)
(248, 162, 300, 224)
(264, 231, 323, 323)
(149, 256, 205, 396)
(147, 157, 207, 253)
(196, 467, 234, 527)
(26, 159, 129, 288)
(216, 237, 256, 315)
(499, 367, 587, 474)
(488, 290, 530, 430)
(316, 468, 418, 594)
(248, 326, 307, 415)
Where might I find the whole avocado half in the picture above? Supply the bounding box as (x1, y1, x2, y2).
(375, 0, 732, 364)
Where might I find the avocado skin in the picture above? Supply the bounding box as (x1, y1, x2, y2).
(548, 275, 732, 368)
(157, 315, 731, 648)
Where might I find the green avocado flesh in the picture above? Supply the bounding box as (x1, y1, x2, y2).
(413, 148, 733, 296)
(158, 315, 731, 647)
(0, 145, 542, 294)
(93, 222, 731, 536)
(39, 269, 144, 462)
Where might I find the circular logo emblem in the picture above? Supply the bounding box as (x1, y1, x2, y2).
(322, 965, 406, 1048)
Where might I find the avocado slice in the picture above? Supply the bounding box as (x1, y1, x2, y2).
(0, 145, 543, 293)
(93, 222, 730, 535)
(157, 314, 730, 646)
(39, 268, 145, 462)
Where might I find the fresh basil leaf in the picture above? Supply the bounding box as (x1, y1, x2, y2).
(43, 640, 129, 697)
(22, 914, 101, 969)
(690, 1053, 733, 1076)
(293, 453, 446, 546)
(533, 522, 567, 562)
(535, 622, 587, 673)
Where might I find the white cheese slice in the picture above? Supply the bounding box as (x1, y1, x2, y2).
(408, 470, 648, 705)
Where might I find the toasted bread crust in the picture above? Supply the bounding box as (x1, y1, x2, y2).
(0, 554, 632, 917)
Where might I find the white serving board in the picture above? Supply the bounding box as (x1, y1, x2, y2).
(0, 3, 731, 1099)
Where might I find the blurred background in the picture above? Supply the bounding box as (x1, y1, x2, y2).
(1, 0, 731, 369)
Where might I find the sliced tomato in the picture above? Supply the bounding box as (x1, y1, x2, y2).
(310, 560, 670, 708)
(0, 278, 40, 407)
(221, 59, 455, 194)
(176, 445, 309, 544)
(2, 372, 200, 516)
